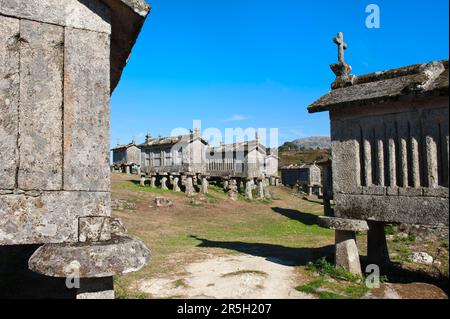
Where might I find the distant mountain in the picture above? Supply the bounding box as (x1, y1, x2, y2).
(280, 136, 331, 151)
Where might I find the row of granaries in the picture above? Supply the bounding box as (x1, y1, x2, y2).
(111, 132, 329, 198)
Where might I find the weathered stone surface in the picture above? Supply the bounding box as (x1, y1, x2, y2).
(160, 176, 168, 190)
(331, 119, 361, 194)
(63, 27, 110, 192)
(18, 20, 63, 190)
(0, 15, 19, 190)
(0, 0, 111, 34)
(78, 217, 111, 243)
(245, 180, 253, 200)
(0, 191, 110, 245)
(155, 197, 173, 208)
(335, 230, 362, 276)
(28, 235, 151, 278)
(185, 176, 195, 197)
(334, 193, 449, 226)
(409, 252, 434, 265)
(319, 216, 369, 232)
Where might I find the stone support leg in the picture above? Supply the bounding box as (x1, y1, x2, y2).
(335, 230, 362, 276)
(201, 177, 208, 194)
(173, 176, 181, 192)
(160, 176, 168, 190)
(367, 221, 390, 267)
(245, 180, 253, 200)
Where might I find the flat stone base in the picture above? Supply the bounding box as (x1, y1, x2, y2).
(29, 235, 151, 278)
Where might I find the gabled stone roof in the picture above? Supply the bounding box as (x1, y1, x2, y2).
(139, 134, 208, 148)
(308, 59, 449, 113)
(111, 141, 138, 151)
(207, 140, 266, 154)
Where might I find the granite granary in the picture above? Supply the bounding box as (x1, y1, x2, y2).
(310, 32, 449, 275)
(0, 0, 151, 299)
(112, 131, 281, 200)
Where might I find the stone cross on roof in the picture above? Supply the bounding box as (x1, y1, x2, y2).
(333, 32, 347, 64)
(330, 32, 354, 85)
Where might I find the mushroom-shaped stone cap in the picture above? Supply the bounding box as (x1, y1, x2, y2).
(28, 236, 151, 278)
(319, 216, 369, 232)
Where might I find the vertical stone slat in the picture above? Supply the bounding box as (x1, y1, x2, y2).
(398, 119, 409, 188)
(422, 111, 439, 189)
(18, 20, 63, 190)
(0, 15, 19, 189)
(63, 27, 110, 192)
(375, 123, 385, 186)
(386, 119, 397, 187)
(409, 116, 422, 188)
(363, 126, 373, 186)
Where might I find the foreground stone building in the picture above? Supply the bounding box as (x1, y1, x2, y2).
(0, 0, 151, 298)
(309, 32, 449, 274)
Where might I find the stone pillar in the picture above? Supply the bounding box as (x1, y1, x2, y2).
(185, 176, 195, 197)
(173, 176, 181, 192)
(258, 180, 264, 200)
(201, 177, 209, 194)
(223, 180, 229, 191)
(308, 186, 313, 196)
(318, 217, 369, 276)
(335, 230, 362, 276)
(245, 179, 253, 200)
(76, 277, 114, 299)
(239, 179, 244, 192)
(136, 166, 141, 176)
(140, 175, 146, 187)
(367, 221, 390, 267)
(125, 165, 131, 175)
(160, 176, 168, 190)
(150, 176, 156, 188)
(269, 176, 275, 186)
(228, 179, 238, 201)
(318, 186, 323, 197)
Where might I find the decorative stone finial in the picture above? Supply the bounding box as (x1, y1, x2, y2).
(330, 32, 356, 89)
(334, 32, 347, 64)
(145, 133, 152, 143)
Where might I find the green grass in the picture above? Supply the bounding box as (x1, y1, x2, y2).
(297, 258, 372, 299)
(113, 179, 185, 197)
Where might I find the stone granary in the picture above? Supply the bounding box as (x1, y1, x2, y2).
(0, 0, 151, 298)
(309, 32, 449, 275)
(128, 130, 280, 199)
(111, 139, 141, 174)
(281, 163, 322, 196)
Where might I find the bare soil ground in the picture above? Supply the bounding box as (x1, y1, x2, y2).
(111, 173, 448, 299)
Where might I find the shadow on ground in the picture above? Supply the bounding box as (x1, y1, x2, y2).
(190, 235, 334, 267)
(271, 207, 319, 226)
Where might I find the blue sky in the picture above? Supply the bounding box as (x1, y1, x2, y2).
(111, 0, 449, 147)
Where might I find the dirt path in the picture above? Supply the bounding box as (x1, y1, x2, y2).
(137, 254, 313, 299)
